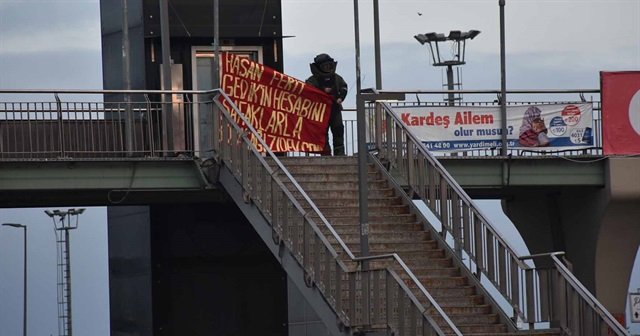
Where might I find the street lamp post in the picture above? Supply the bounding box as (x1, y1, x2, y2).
(499, 0, 508, 158)
(2, 223, 27, 336)
(414, 30, 481, 105)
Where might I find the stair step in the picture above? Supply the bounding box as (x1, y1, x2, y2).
(397, 267, 466, 285)
(347, 244, 441, 254)
(291, 178, 390, 189)
(315, 213, 417, 225)
(368, 258, 457, 275)
(434, 313, 500, 325)
(434, 295, 485, 307)
(286, 171, 380, 183)
(406, 276, 468, 288)
(307, 204, 410, 217)
(281, 163, 375, 174)
(341, 231, 432, 243)
(292, 188, 396, 199)
(453, 323, 508, 334)
(429, 304, 492, 315)
(299, 196, 403, 207)
(278, 156, 358, 165)
(426, 286, 477, 297)
(388, 256, 454, 268)
(319, 222, 424, 232)
(389, 250, 448, 262)
(394, 265, 460, 278)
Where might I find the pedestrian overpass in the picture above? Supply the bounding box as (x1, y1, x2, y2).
(0, 89, 633, 335)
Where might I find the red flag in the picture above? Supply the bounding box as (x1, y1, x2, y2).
(219, 52, 332, 153)
(601, 71, 640, 155)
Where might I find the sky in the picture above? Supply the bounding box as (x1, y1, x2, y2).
(0, 0, 639, 335)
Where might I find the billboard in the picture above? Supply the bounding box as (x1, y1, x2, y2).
(219, 52, 332, 153)
(601, 71, 640, 155)
(391, 103, 594, 152)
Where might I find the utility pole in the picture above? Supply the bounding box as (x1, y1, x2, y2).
(2, 223, 28, 336)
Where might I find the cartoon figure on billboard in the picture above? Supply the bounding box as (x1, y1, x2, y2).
(518, 106, 550, 147)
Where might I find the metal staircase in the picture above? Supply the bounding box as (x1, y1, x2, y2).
(280, 156, 511, 335)
(279, 156, 595, 335)
(208, 90, 628, 335)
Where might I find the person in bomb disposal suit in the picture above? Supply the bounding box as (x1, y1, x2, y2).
(306, 53, 348, 156)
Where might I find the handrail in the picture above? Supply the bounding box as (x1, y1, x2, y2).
(374, 97, 529, 267)
(521, 252, 628, 335)
(0, 89, 215, 95)
(369, 94, 627, 335)
(549, 254, 628, 335)
(518, 251, 566, 261)
(210, 90, 461, 335)
(377, 89, 601, 95)
(0, 88, 601, 95)
(354, 253, 457, 330)
(214, 90, 355, 260)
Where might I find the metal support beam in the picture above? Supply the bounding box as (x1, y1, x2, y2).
(446, 65, 455, 106)
(160, 0, 174, 152)
(212, 0, 220, 89)
(356, 91, 405, 272)
(373, 0, 382, 89)
(122, 0, 134, 155)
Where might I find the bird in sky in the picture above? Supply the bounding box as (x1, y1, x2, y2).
(417, 12, 423, 16)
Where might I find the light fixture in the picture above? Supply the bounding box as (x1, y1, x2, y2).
(414, 29, 481, 105)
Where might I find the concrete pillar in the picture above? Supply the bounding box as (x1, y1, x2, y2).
(596, 158, 640, 321)
(502, 157, 640, 323)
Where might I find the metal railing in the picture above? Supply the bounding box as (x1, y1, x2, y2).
(210, 90, 461, 335)
(0, 90, 603, 160)
(367, 98, 627, 335)
(520, 252, 627, 335)
(0, 90, 195, 159)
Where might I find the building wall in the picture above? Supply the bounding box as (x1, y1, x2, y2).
(108, 206, 153, 336)
(149, 202, 287, 336)
(107, 202, 289, 336)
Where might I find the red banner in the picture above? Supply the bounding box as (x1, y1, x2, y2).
(601, 71, 640, 155)
(219, 52, 332, 153)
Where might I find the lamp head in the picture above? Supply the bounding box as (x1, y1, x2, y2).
(68, 208, 86, 215)
(414, 34, 429, 45)
(468, 30, 481, 39)
(448, 30, 462, 40)
(428, 32, 447, 42)
(2, 223, 26, 228)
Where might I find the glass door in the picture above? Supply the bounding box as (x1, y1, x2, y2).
(191, 46, 263, 153)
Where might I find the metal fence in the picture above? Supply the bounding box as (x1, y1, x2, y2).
(366, 97, 627, 335)
(0, 92, 195, 159)
(0, 90, 603, 160)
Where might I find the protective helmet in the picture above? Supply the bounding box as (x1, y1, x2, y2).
(313, 53, 336, 73)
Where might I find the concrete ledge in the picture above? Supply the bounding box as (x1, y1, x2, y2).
(438, 156, 605, 189)
(0, 159, 224, 207)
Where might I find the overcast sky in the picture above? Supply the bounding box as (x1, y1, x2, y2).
(1, 0, 639, 335)
(282, 0, 640, 103)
